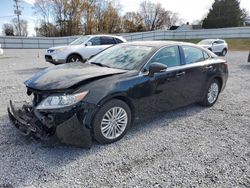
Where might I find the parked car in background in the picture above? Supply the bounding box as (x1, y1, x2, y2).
(0, 44, 3, 56)
(45, 35, 126, 65)
(197, 39, 228, 56)
(9, 41, 228, 148)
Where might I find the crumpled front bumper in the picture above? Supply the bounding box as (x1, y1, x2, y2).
(7, 100, 93, 148)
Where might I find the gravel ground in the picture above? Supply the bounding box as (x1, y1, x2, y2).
(0, 49, 249, 188)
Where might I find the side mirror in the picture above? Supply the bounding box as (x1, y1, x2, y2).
(212, 42, 216, 46)
(148, 62, 167, 77)
(85, 42, 92, 46)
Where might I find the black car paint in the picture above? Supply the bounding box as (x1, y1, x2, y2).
(25, 63, 128, 91)
(8, 42, 228, 148)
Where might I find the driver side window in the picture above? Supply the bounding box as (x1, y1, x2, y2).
(146, 46, 180, 70)
(89, 37, 101, 46)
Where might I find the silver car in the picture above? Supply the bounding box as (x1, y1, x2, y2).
(45, 35, 126, 64)
(0, 44, 3, 56)
(198, 39, 228, 56)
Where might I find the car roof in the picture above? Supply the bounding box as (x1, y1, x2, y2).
(119, 40, 196, 48)
(200, 39, 225, 42)
(85, 34, 124, 38)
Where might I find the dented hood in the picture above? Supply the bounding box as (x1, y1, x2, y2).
(25, 63, 127, 91)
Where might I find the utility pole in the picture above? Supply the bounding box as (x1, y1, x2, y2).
(14, 0, 22, 36)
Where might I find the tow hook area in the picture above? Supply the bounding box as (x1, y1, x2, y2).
(7, 100, 93, 148)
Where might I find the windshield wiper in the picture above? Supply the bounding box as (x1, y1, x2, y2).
(90, 62, 110, 68)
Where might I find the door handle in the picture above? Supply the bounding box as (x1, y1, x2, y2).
(176, 71, 186, 77)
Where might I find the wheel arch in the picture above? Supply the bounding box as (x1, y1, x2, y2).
(200, 75, 223, 101)
(89, 94, 136, 128)
(66, 53, 85, 62)
(213, 76, 223, 91)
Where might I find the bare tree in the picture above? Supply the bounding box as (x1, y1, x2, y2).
(2, 23, 15, 36)
(101, 2, 121, 33)
(122, 12, 145, 32)
(33, 0, 54, 36)
(11, 18, 28, 36)
(139, 1, 180, 31)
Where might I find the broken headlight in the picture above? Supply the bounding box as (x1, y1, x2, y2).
(36, 91, 88, 110)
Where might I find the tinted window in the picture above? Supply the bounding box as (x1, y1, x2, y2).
(213, 40, 224, 44)
(114, 38, 124, 44)
(89, 37, 101, 45)
(217, 40, 224, 44)
(182, 46, 204, 64)
(147, 46, 180, 69)
(101, 37, 116, 45)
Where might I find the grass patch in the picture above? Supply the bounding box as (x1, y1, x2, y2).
(167, 38, 250, 51)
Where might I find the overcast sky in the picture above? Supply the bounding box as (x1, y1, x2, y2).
(0, 0, 249, 36)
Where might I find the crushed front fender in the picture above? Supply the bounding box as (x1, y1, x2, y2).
(7, 100, 93, 148)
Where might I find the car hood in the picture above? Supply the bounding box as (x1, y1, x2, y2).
(50, 44, 83, 50)
(25, 63, 128, 91)
(198, 44, 212, 48)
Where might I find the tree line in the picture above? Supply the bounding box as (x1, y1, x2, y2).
(32, 0, 181, 37)
(1, 0, 248, 37)
(2, 18, 28, 36)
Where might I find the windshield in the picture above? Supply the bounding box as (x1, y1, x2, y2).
(198, 39, 215, 45)
(70, 36, 89, 45)
(89, 45, 153, 70)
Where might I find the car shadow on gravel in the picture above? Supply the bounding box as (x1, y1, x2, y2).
(15, 67, 48, 75)
(129, 104, 204, 136)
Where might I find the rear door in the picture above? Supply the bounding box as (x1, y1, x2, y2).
(180, 45, 210, 102)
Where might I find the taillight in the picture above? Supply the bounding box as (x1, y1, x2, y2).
(223, 62, 228, 70)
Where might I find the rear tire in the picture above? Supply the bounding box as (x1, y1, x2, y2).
(92, 99, 132, 144)
(200, 79, 221, 107)
(66, 54, 83, 63)
(221, 48, 227, 56)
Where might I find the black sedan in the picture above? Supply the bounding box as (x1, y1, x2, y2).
(8, 41, 228, 148)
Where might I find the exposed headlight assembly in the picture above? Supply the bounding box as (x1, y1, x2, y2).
(36, 91, 88, 110)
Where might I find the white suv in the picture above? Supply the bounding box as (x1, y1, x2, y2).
(45, 35, 126, 64)
(0, 44, 3, 56)
(197, 39, 228, 56)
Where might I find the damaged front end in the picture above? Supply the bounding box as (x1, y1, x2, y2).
(7, 90, 96, 148)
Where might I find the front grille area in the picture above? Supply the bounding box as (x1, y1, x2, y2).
(45, 55, 53, 61)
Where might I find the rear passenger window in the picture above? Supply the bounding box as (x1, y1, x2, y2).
(101, 37, 116, 45)
(114, 38, 124, 44)
(182, 46, 204, 64)
(89, 37, 101, 45)
(147, 46, 180, 69)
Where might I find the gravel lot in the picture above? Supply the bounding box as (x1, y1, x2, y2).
(0, 49, 249, 188)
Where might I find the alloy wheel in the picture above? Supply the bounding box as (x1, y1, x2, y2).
(207, 82, 219, 104)
(69, 57, 80, 62)
(100, 107, 128, 139)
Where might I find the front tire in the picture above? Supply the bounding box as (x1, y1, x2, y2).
(200, 79, 221, 107)
(92, 99, 132, 144)
(66, 54, 83, 63)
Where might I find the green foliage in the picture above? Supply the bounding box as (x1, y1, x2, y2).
(203, 0, 245, 28)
